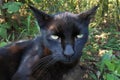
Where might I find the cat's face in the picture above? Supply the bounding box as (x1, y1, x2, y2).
(30, 6, 98, 64)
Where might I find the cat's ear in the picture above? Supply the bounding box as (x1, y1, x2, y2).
(78, 5, 98, 22)
(29, 5, 53, 29)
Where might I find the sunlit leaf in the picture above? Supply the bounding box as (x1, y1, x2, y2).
(2, 2, 22, 13)
(0, 42, 7, 47)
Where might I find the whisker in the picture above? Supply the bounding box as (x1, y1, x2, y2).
(33, 55, 52, 68)
(32, 55, 52, 72)
(36, 68, 49, 80)
(36, 58, 57, 80)
(38, 59, 56, 74)
(32, 58, 52, 75)
(32, 55, 60, 80)
(37, 55, 60, 80)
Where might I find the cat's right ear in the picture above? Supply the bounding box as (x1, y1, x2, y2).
(78, 5, 98, 23)
(29, 5, 53, 29)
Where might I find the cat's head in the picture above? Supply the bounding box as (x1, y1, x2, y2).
(30, 5, 98, 64)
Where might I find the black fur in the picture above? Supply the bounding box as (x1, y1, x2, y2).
(0, 5, 98, 80)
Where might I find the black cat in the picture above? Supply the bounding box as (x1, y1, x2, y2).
(0, 5, 98, 80)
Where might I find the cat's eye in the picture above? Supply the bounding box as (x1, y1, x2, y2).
(50, 35, 59, 40)
(76, 34, 83, 39)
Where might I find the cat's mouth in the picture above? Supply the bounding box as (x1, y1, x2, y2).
(53, 54, 77, 64)
(62, 59, 74, 64)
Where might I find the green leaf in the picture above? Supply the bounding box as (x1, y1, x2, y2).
(0, 42, 7, 47)
(2, 2, 22, 13)
(90, 73, 98, 80)
(0, 23, 10, 29)
(27, 15, 31, 33)
(0, 28, 7, 39)
(2, 2, 12, 9)
(105, 61, 115, 71)
(106, 74, 115, 80)
(116, 63, 120, 75)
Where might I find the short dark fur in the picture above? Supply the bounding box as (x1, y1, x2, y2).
(0, 5, 98, 80)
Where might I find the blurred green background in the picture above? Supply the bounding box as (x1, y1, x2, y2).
(0, 0, 120, 80)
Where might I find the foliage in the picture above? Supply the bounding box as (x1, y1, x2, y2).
(89, 50, 120, 80)
(0, 0, 120, 80)
(2, 2, 22, 13)
(99, 50, 120, 80)
(0, 23, 10, 38)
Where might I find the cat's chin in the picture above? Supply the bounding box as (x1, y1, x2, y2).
(59, 59, 79, 65)
(62, 61, 75, 65)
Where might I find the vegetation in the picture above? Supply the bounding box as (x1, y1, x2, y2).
(0, 0, 120, 80)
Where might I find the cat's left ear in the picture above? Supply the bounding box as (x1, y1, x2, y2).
(29, 5, 53, 29)
(78, 5, 99, 22)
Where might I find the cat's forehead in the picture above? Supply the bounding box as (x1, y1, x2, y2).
(54, 12, 76, 19)
(48, 12, 79, 32)
(54, 12, 78, 24)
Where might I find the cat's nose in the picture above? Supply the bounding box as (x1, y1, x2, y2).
(64, 45, 74, 57)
